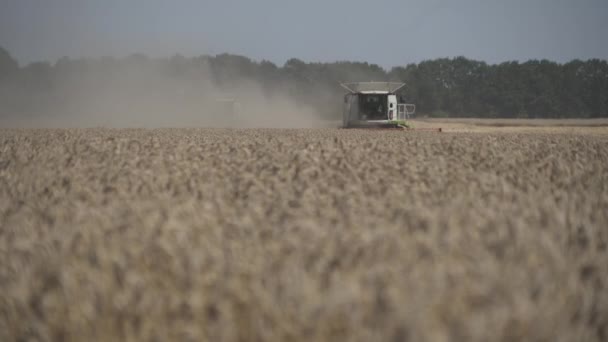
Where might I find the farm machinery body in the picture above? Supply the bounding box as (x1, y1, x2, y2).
(341, 82, 416, 129)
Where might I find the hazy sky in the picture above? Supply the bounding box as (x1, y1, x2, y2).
(1, 0, 607, 67)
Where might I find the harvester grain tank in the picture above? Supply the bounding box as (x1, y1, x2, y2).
(341, 82, 415, 129)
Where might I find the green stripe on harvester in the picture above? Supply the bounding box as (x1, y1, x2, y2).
(388, 120, 411, 128)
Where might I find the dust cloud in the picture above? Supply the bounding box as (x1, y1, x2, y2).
(0, 56, 327, 128)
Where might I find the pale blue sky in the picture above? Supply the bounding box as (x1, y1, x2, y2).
(1, 0, 607, 67)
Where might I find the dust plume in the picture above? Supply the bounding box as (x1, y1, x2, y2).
(0, 55, 327, 128)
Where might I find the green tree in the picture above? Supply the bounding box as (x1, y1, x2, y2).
(0, 46, 19, 81)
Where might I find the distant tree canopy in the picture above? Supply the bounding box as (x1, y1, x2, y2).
(0, 46, 607, 119)
(0, 47, 19, 81)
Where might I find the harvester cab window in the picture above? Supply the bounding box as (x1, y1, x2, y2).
(359, 94, 387, 120)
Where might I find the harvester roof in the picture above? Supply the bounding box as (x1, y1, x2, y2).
(340, 82, 406, 94)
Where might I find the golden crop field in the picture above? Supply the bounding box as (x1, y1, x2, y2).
(1, 123, 607, 341)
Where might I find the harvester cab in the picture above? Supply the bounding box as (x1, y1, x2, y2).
(207, 97, 241, 127)
(214, 98, 240, 117)
(341, 82, 415, 129)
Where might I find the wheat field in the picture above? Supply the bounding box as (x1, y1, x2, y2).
(1, 124, 607, 341)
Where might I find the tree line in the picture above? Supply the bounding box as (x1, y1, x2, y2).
(1, 46, 606, 120)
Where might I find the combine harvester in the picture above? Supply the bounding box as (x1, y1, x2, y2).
(341, 82, 441, 132)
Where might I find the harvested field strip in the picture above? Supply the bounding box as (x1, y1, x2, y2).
(415, 118, 608, 127)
